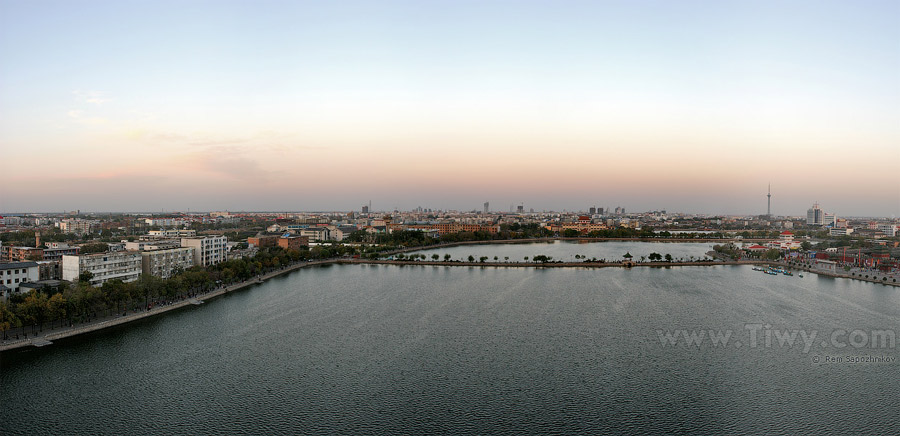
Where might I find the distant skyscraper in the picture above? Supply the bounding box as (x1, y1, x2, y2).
(767, 183, 772, 217)
(517, 204, 524, 213)
(807, 203, 824, 225)
(589, 207, 596, 215)
(362, 205, 369, 214)
(484, 202, 489, 214)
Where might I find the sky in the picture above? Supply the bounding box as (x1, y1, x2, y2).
(1, 0, 898, 217)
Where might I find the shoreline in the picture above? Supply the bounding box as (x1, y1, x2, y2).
(2, 242, 895, 352)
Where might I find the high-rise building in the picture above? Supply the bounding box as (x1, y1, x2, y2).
(484, 202, 489, 214)
(806, 203, 824, 226)
(516, 205, 524, 213)
(362, 205, 369, 214)
(589, 207, 596, 215)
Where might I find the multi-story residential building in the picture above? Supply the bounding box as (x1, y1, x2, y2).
(329, 226, 358, 241)
(876, 224, 897, 237)
(0, 261, 40, 301)
(58, 218, 100, 235)
(247, 236, 277, 248)
(147, 229, 196, 238)
(1, 245, 79, 262)
(403, 222, 500, 235)
(61, 251, 142, 287)
(181, 236, 227, 267)
(1, 246, 42, 262)
(277, 236, 309, 251)
(830, 228, 855, 237)
(300, 227, 331, 241)
(124, 240, 181, 251)
(141, 247, 195, 279)
(36, 260, 62, 280)
(144, 218, 187, 227)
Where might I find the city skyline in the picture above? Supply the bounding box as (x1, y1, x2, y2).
(1, 1, 898, 216)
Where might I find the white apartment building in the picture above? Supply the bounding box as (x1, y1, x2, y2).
(61, 251, 142, 287)
(300, 227, 330, 242)
(830, 228, 855, 237)
(125, 240, 181, 251)
(145, 218, 187, 227)
(58, 218, 100, 235)
(141, 247, 195, 279)
(147, 229, 196, 238)
(0, 262, 40, 301)
(181, 236, 227, 267)
(877, 224, 897, 237)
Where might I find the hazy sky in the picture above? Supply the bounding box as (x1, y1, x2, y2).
(1, 0, 898, 216)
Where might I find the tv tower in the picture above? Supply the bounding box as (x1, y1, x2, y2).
(767, 183, 772, 217)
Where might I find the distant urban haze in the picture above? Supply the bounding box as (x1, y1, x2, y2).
(1, 1, 898, 216)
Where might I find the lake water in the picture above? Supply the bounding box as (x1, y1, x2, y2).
(2, 247, 899, 435)
(409, 240, 716, 262)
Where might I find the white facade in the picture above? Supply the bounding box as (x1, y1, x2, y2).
(147, 229, 196, 238)
(125, 240, 181, 251)
(0, 262, 40, 300)
(181, 236, 227, 267)
(830, 228, 854, 237)
(141, 247, 195, 279)
(145, 218, 187, 227)
(300, 227, 330, 242)
(61, 252, 142, 287)
(876, 224, 896, 237)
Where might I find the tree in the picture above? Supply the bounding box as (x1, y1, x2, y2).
(532, 255, 552, 263)
(432, 254, 439, 261)
(479, 256, 488, 263)
(649, 252, 662, 262)
(563, 229, 580, 238)
(0, 302, 21, 339)
(444, 254, 452, 261)
(665, 254, 673, 262)
(468, 255, 475, 262)
(801, 241, 812, 251)
(78, 270, 94, 284)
